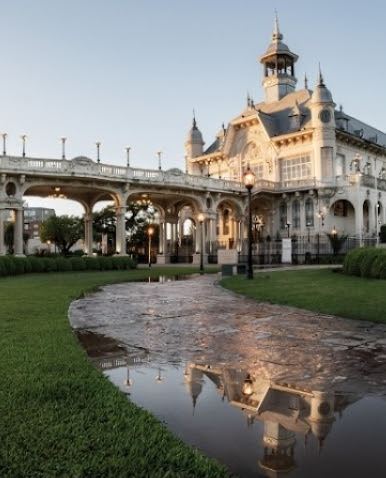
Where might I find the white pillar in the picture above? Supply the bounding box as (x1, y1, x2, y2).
(84, 214, 93, 255)
(115, 208, 127, 255)
(0, 209, 6, 255)
(14, 208, 24, 256)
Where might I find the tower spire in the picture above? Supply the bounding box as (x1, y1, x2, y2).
(259, 14, 298, 102)
(273, 10, 283, 41)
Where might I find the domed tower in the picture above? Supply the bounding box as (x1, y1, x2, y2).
(185, 114, 204, 174)
(310, 69, 336, 180)
(259, 14, 299, 103)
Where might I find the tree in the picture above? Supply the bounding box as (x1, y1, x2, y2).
(327, 231, 348, 257)
(40, 215, 83, 255)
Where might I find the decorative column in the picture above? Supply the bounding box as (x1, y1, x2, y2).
(84, 213, 93, 255)
(240, 217, 246, 254)
(0, 209, 6, 255)
(14, 208, 25, 256)
(158, 222, 164, 254)
(115, 207, 127, 255)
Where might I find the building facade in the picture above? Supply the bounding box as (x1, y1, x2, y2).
(185, 17, 386, 247)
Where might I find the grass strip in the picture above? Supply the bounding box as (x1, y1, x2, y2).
(0, 267, 232, 478)
(220, 268, 386, 324)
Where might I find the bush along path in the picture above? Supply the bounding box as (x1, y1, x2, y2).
(0, 269, 232, 478)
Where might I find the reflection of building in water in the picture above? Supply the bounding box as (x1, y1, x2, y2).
(186, 363, 359, 477)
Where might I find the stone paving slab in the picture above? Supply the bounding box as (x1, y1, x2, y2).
(69, 274, 386, 395)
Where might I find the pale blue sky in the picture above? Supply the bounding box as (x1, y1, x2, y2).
(1, 0, 385, 214)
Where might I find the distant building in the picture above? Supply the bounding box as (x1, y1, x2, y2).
(24, 207, 56, 239)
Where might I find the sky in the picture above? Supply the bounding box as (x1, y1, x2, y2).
(1, 0, 386, 215)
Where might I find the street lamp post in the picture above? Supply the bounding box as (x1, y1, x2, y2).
(96, 141, 101, 163)
(2, 133, 7, 155)
(197, 212, 205, 273)
(157, 150, 162, 170)
(147, 226, 154, 267)
(21, 134, 27, 157)
(61, 137, 67, 159)
(243, 165, 256, 280)
(126, 147, 131, 167)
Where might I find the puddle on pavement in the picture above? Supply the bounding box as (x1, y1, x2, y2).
(139, 274, 201, 283)
(75, 330, 386, 478)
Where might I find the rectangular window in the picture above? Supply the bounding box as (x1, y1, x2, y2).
(253, 162, 264, 179)
(321, 147, 333, 178)
(281, 155, 311, 181)
(336, 153, 345, 177)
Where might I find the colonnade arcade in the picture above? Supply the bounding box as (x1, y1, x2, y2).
(0, 170, 249, 261)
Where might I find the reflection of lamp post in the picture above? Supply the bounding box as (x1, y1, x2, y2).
(2, 133, 7, 155)
(156, 367, 164, 382)
(242, 374, 254, 397)
(306, 222, 311, 242)
(243, 165, 256, 280)
(197, 212, 205, 273)
(286, 221, 291, 238)
(21, 134, 27, 157)
(96, 141, 101, 163)
(147, 226, 154, 268)
(318, 211, 324, 227)
(376, 203, 380, 246)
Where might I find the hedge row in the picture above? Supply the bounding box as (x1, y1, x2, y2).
(0, 255, 137, 277)
(343, 247, 386, 279)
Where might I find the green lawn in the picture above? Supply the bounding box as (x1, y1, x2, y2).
(220, 268, 386, 324)
(0, 267, 231, 478)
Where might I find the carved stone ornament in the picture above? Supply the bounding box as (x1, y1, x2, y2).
(71, 156, 94, 166)
(166, 168, 183, 176)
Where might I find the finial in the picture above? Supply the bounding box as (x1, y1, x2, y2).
(318, 63, 324, 86)
(222, 122, 226, 134)
(246, 92, 251, 107)
(273, 10, 283, 41)
(192, 109, 197, 129)
(304, 72, 308, 89)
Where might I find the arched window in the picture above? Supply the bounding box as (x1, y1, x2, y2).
(305, 198, 314, 226)
(279, 202, 287, 230)
(292, 200, 300, 229)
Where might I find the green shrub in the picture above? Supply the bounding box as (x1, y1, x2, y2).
(56, 257, 73, 272)
(0, 260, 6, 277)
(99, 257, 113, 270)
(68, 257, 87, 271)
(27, 256, 45, 273)
(343, 247, 369, 276)
(13, 258, 27, 275)
(0, 256, 16, 275)
(370, 252, 386, 279)
(360, 248, 384, 278)
(83, 256, 101, 270)
(41, 257, 58, 272)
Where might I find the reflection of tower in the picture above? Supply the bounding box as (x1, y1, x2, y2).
(184, 363, 204, 412)
(259, 421, 296, 477)
(307, 391, 335, 455)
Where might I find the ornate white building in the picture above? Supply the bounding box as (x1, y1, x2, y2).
(185, 17, 386, 246)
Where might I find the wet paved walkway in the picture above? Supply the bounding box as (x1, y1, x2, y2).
(69, 273, 386, 395)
